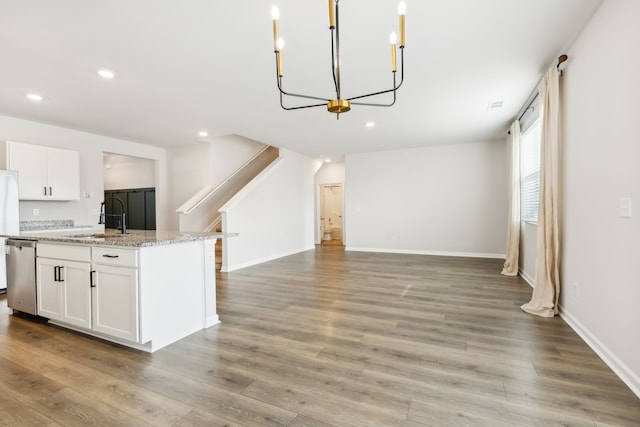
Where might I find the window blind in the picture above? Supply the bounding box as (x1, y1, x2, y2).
(520, 118, 541, 222)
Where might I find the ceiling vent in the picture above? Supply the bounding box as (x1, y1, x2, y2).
(487, 101, 504, 110)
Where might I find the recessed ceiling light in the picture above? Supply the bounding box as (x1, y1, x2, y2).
(325, 158, 331, 163)
(97, 68, 116, 79)
(365, 121, 376, 128)
(26, 93, 43, 101)
(198, 131, 208, 137)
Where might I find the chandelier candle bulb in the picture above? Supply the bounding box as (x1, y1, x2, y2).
(328, 0, 335, 28)
(271, 5, 280, 51)
(398, 1, 406, 47)
(276, 38, 284, 76)
(390, 32, 398, 72)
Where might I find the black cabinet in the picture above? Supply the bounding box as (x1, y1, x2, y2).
(104, 188, 156, 231)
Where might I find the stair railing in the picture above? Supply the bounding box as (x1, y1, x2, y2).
(176, 145, 271, 215)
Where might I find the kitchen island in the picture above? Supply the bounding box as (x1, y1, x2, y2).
(2, 229, 233, 352)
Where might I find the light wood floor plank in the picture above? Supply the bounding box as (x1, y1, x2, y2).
(1, 245, 638, 426)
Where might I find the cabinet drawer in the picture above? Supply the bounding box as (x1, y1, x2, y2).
(92, 247, 138, 268)
(38, 243, 91, 262)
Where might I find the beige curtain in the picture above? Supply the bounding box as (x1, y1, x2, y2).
(521, 66, 560, 317)
(501, 121, 521, 276)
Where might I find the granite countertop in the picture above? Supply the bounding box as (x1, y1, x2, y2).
(19, 219, 94, 233)
(1, 229, 237, 247)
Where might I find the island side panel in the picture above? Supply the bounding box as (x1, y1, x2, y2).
(202, 238, 220, 328)
(139, 240, 213, 351)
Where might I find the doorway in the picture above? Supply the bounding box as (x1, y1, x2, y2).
(103, 153, 158, 231)
(319, 183, 343, 245)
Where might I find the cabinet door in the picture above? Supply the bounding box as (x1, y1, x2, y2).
(144, 189, 156, 230)
(60, 260, 92, 329)
(8, 142, 48, 200)
(47, 147, 80, 200)
(126, 190, 146, 230)
(36, 258, 63, 320)
(92, 265, 139, 342)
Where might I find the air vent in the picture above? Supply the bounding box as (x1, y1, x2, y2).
(487, 101, 503, 110)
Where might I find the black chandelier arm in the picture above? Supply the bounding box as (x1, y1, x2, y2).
(396, 46, 405, 90)
(279, 99, 329, 111)
(277, 81, 332, 102)
(275, 56, 332, 102)
(350, 90, 396, 107)
(277, 76, 329, 110)
(348, 86, 396, 103)
(346, 48, 404, 103)
(330, 28, 339, 99)
(332, 0, 342, 99)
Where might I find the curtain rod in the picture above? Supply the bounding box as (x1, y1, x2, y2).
(509, 54, 568, 133)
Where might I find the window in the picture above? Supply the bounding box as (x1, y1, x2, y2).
(520, 118, 541, 222)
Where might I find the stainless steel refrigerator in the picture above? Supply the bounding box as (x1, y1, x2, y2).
(1, 170, 20, 291)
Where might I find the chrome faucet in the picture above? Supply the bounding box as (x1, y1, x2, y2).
(99, 197, 127, 234)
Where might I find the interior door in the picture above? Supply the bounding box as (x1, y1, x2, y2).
(319, 184, 344, 242)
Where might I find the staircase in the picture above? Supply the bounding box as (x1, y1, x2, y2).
(176, 145, 279, 233)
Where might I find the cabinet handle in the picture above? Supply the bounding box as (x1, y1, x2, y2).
(44, 186, 47, 196)
(102, 254, 119, 258)
(49, 186, 52, 196)
(54, 266, 63, 282)
(90, 270, 96, 288)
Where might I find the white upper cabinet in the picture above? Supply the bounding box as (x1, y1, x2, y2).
(5, 141, 80, 200)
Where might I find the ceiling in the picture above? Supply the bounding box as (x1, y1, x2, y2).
(0, 0, 603, 160)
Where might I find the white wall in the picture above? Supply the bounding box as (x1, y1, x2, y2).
(314, 162, 346, 243)
(104, 153, 156, 190)
(0, 115, 169, 230)
(167, 135, 266, 230)
(167, 142, 214, 230)
(221, 149, 321, 271)
(519, 222, 537, 285)
(345, 140, 507, 257)
(210, 135, 266, 186)
(559, 0, 640, 396)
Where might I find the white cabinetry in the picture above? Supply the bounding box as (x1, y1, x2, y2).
(36, 243, 140, 343)
(36, 244, 92, 329)
(5, 141, 79, 200)
(92, 247, 139, 342)
(31, 238, 218, 352)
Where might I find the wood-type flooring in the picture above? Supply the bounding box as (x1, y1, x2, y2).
(1, 245, 638, 426)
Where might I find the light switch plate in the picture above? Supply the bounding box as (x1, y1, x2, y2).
(619, 197, 632, 218)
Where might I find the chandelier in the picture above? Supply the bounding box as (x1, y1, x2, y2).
(271, 0, 406, 118)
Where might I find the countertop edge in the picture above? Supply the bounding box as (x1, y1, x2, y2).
(0, 232, 237, 247)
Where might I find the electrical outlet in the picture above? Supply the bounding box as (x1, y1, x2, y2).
(33, 208, 39, 217)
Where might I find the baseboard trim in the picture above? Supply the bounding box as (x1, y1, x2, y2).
(222, 245, 315, 272)
(518, 270, 639, 398)
(519, 269, 535, 288)
(344, 247, 505, 259)
(560, 307, 640, 399)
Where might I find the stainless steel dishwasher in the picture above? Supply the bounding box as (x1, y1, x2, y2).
(6, 239, 38, 315)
